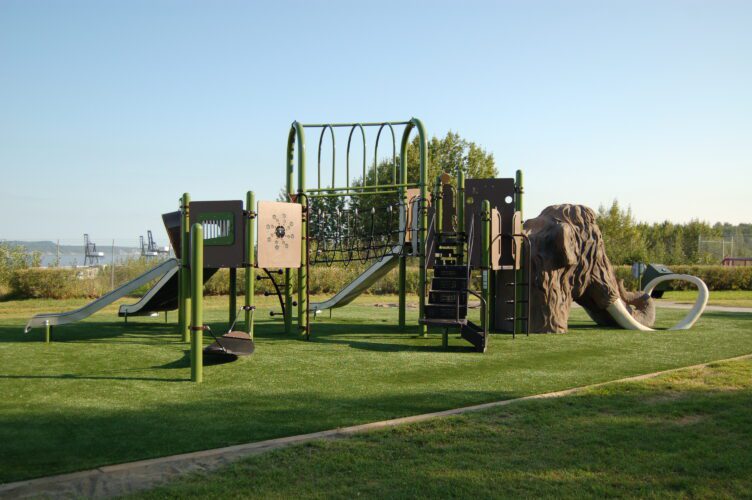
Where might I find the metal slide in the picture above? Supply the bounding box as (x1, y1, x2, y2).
(24, 258, 180, 332)
(118, 264, 179, 317)
(310, 244, 403, 313)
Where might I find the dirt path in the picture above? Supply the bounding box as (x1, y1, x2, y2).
(2, 353, 751, 499)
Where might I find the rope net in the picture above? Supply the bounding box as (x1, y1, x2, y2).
(308, 195, 408, 267)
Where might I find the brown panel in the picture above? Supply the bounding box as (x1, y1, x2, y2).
(465, 178, 516, 267)
(257, 201, 302, 269)
(190, 200, 245, 268)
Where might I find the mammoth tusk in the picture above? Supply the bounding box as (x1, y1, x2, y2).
(606, 299, 653, 331)
(642, 274, 709, 330)
(606, 274, 709, 331)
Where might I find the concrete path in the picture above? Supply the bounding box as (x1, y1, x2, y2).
(658, 301, 752, 314)
(2, 354, 750, 500)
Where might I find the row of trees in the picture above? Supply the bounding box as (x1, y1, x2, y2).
(596, 200, 750, 265)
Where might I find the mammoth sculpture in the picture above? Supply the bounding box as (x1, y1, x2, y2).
(523, 204, 708, 333)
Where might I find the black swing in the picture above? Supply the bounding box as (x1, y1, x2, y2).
(203, 305, 256, 359)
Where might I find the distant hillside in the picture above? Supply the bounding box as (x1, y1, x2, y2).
(3, 240, 151, 267)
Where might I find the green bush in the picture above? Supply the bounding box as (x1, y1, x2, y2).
(10, 268, 102, 299)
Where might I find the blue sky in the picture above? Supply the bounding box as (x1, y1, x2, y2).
(1, 0, 750, 244)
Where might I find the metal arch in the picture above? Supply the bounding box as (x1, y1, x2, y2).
(373, 122, 397, 187)
(317, 124, 336, 190)
(346, 123, 366, 191)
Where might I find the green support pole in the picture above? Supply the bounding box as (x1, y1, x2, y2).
(398, 154, 408, 329)
(179, 193, 191, 343)
(457, 169, 465, 262)
(515, 169, 524, 336)
(229, 268, 237, 325)
(481, 200, 491, 334)
(245, 191, 255, 338)
(398, 119, 428, 336)
(286, 123, 305, 335)
(435, 175, 443, 235)
(44, 321, 50, 343)
(190, 223, 204, 383)
(297, 130, 308, 339)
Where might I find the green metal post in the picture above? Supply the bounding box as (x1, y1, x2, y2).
(435, 175, 443, 235)
(44, 321, 50, 343)
(286, 123, 305, 335)
(297, 128, 308, 338)
(179, 193, 191, 343)
(229, 268, 237, 325)
(245, 191, 255, 338)
(190, 223, 204, 383)
(481, 200, 491, 333)
(514, 169, 524, 336)
(398, 119, 428, 335)
(457, 169, 465, 262)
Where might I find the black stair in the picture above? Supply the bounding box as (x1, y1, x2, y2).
(421, 231, 487, 353)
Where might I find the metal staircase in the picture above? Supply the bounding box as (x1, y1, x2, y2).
(420, 229, 488, 353)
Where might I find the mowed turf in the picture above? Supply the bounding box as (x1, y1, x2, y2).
(0, 295, 751, 483)
(130, 358, 752, 499)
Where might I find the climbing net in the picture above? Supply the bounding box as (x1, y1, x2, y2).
(308, 195, 407, 267)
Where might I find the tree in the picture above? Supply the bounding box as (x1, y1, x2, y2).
(596, 200, 648, 265)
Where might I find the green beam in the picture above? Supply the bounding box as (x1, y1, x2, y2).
(481, 200, 491, 333)
(190, 223, 204, 383)
(245, 190, 255, 338)
(179, 193, 191, 343)
(515, 169, 524, 336)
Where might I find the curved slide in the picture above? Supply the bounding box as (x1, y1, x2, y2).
(118, 265, 179, 317)
(25, 258, 180, 333)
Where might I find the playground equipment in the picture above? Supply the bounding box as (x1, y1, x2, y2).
(83, 234, 104, 266)
(140, 230, 170, 258)
(24, 116, 711, 382)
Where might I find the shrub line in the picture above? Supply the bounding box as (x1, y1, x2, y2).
(2, 353, 751, 500)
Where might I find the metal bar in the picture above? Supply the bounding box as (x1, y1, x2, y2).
(481, 201, 491, 334)
(229, 267, 237, 326)
(307, 190, 404, 199)
(301, 121, 410, 128)
(44, 320, 50, 343)
(305, 183, 418, 193)
(285, 123, 304, 334)
(457, 169, 465, 262)
(245, 191, 255, 338)
(317, 125, 335, 190)
(179, 193, 191, 343)
(190, 223, 203, 383)
(515, 169, 524, 337)
(411, 119, 428, 336)
(374, 122, 397, 186)
(297, 130, 308, 338)
(346, 124, 366, 191)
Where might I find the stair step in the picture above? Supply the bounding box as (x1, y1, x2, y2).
(419, 317, 468, 327)
(425, 304, 468, 320)
(433, 265, 468, 278)
(431, 277, 468, 291)
(429, 290, 468, 305)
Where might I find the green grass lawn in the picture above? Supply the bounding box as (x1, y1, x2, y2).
(661, 289, 752, 308)
(0, 295, 751, 484)
(129, 357, 752, 499)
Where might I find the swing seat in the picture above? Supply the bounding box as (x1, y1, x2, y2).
(203, 331, 255, 357)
